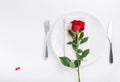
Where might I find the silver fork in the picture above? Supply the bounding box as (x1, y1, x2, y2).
(44, 20, 50, 59)
(107, 21, 113, 64)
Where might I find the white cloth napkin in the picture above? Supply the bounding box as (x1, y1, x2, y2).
(64, 16, 90, 60)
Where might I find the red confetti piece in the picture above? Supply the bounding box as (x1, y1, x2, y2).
(15, 67, 21, 71)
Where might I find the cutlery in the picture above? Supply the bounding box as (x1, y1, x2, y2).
(107, 21, 113, 64)
(44, 20, 50, 59)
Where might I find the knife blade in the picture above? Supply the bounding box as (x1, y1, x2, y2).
(107, 21, 113, 64)
(107, 21, 112, 42)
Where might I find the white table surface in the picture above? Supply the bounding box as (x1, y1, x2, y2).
(0, 0, 119, 82)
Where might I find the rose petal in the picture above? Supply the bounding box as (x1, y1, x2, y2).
(71, 20, 85, 32)
(15, 67, 21, 71)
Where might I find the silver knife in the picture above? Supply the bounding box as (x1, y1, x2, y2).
(44, 20, 50, 59)
(107, 21, 113, 64)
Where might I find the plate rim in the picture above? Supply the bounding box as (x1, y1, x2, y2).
(49, 11, 107, 67)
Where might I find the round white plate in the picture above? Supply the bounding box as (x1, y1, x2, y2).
(50, 11, 108, 66)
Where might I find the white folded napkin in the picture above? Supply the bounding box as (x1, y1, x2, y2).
(64, 16, 90, 60)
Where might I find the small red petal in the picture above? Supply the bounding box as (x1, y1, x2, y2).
(15, 67, 21, 71)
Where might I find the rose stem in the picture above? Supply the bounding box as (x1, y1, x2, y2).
(76, 31, 80, 82)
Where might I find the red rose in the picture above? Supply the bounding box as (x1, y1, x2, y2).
(71, 20, 85, 32)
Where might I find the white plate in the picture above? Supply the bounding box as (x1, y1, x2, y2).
(50, 11, 108, 66)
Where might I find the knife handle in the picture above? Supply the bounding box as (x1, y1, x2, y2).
(109, 43, 113, 64)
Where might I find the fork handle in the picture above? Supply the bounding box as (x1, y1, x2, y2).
(109, 42, 113, 64)
(45, 42, 48, 58)
(44, 37, 48, 59)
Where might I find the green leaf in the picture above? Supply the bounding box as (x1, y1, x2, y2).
(73, 39, 77, 44)
(75, 33, 78, 41)
(81, 49, 90, 58)
(77, 54, 83, 61)
(77, 49, 83, 53)
(80, 37, 88, 44)
(69, 62, 76, 68)
(59, 57, 71, 67)
(67, 41, 73, 45)
(68, 30, 74, 38)
(72, 44, 77, 50)
(70, 60, 81, 68)
(79, 32, 84, 40)
(74, 60, 81, 67)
